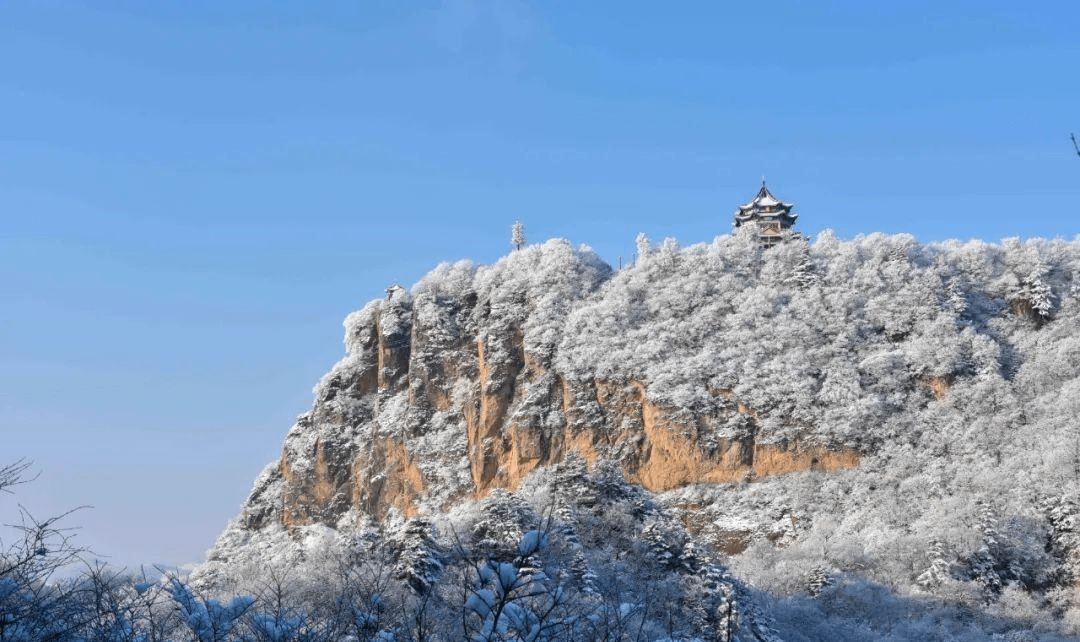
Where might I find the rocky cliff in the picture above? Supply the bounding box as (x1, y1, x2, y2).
(203, 232, 1080, 628)
(230, 238, 870, 535)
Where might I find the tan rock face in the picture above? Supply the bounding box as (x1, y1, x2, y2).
(268, 295, 860, 531)
(352, 438, 424, 519)
(926, 374, 953, 401)
(280, 437, 353, 529)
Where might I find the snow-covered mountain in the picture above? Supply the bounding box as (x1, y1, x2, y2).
(198, 229, 1080, 640)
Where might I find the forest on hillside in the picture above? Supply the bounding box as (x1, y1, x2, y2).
(5, 229, 1080, 641)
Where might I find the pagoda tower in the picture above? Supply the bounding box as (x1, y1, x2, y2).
(733, 181, 797, 247)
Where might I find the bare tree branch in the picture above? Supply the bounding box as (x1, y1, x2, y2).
(0, 459, 36, 494)
(2, 504, 91, 582)
(1072, 133, 1080, 158)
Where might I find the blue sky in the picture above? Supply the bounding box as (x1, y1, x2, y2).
(2, 1, 1078, 569)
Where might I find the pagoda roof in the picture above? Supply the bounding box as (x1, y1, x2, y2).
(734, 181, 797, 223)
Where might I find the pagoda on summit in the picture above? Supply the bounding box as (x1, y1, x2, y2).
(733, 180, 797, 247)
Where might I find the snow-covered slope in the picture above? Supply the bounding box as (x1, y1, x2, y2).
(200, 229, 1080, 639)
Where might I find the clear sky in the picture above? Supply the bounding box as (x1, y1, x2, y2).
(2, 1, 1078, 570)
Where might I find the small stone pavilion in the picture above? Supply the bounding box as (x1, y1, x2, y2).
(733, 181, 797, 247)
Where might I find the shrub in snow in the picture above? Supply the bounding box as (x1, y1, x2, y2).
(166, 578, 254, 642)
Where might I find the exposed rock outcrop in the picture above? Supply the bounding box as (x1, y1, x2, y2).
(230, 240, 867, 537)
(200, 233, 1080, 628)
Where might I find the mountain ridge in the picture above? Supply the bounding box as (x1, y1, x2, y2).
(198, 229, 1080, 638)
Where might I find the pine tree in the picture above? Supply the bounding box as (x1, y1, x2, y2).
(462, 531, 566, 642)
(731, 581, 784, 642)
(385, 518, 443, 594)
(1042, 493, 1080, 585)
(570, 548, 598, 596)
(513, 529, 548, 585)
(642, 518, 695, 574)
(511, 220, 525, 251)
(916, 539, 952, 589)
(1002, 237, 1055, 323)
(945, 279, 968, 315)
(589, 458, 636, 506)
(784, 242, 819, 290)
(1024, 275, 1055, 320)
(552, 452, 595, 508)
(806, 565, 833, 597)
(548, 482, 600, 597)
(698, 562, 737, 642)
(967, 501, 1003, 598)
(472, 489, 539, 561)
(642, 519, 679, 572)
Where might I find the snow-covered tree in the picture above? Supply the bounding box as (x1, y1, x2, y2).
(166, 578, 254, 642)
(552, 452, 594, 508)
(472, 489, 540, 562)
(460, 530, 573, 642)
(77, 230, 1080, 639)
(806, 566, 833, 597)
(635, 232, 651, 263)
(511, 220, 525, 251)
(641, 518, 692, 574)
(1043, 492, 1080, 586)
(964, 502, 1004, 599)
(0, 461, 91, 642)
(385, 518, 443, 594)
(916, 540, 953, 589)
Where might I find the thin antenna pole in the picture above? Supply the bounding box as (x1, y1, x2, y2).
(1072, 133, 1080, 158)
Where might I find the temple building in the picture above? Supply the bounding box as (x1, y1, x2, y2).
(733, 181, 797, 247)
